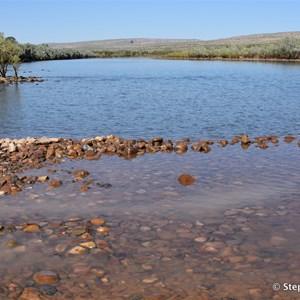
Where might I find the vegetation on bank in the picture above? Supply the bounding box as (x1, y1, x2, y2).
(0, 32, 92, 78)
(93, 38, 300, 60)
(20, 43, 92, 62)
(0, 33, 21, 78)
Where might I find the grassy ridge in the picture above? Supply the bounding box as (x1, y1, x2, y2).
(92, 38, 300, 60)
(47, 32, 300, 61)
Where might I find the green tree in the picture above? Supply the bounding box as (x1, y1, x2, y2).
(0, 33, 21, 78)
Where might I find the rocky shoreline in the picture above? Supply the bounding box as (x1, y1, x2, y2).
(0, 134, 299, 299)
(0, 134, 299, 196)
(0, 76, 44, 85)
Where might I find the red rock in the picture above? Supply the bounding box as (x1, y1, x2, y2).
(48, 179, 62, 189)
(67, 149, 77, 157)
(73, 169, 89, 178)
(284, 136, 296, 143)
(85, 150, 96, 157)
(96, 227, 110, 233)
(37, 176, 49, 182)
(230, 137, 240, 144)
(259, 142, 268, 149)
(19, 287, 42, 300)
(91, 218, 106, 225)
(46, 148, 55, 159)
(24, 224, 40, 232)
(241, 134, 251, 144)
(174, 141, 188, 152)
(219, 140, 228, 147)
(33, 270, 59, 284)
(178, 174, 196, 186)
(80, 186, 89, 192)
(106, 145, 117, 153)
(31, 150, 45, 159)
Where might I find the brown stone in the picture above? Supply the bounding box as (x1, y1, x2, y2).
(91, 218, 106, 225)
(80, 186, 89, 192)
(48, 179, 62, 189)
(73, 169, 89, 179)
(231, 137, 240, 144)
(33, 270, 59, 284)
(37, 176, 49, 182)
(219, 140, 228, 147)
(241, 134, 251, 144)
(107, 145, 117, 153)
(193, 141, 211, 153)
(96, 227, 110, 233)
(85, 149, 96, 157)
(284, 136, 296, 143)
(24, 224, 40, 232)
(31, 150, 45, 160)
(67, 149, 77, 157)
(174, 141, 188, 152)
(68, 246, 87, 254)
(19, 287, 42, 300)
(259, 142, 268, 149)
(178, 174, 196, 186)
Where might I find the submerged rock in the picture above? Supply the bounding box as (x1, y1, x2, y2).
(178, 174, 196, 186)
(33, 270, 59, 284)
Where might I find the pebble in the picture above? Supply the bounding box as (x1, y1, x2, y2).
(96, 227, 110, 233)
(73, 264, 91, 274)
(143, 277, 158, 284)
(33, 270, 59, 284)
(178, 173, 196, 186)
(48, 179, 62, 189)
(24, 224, 40, 232)
(194, 237, 207, 243)
(142, 264, 153, 270)
(90, 218, 106, 225)
(140, 226, 151, 232)
(91, 268, 105, 276)
(55, 244, 68, 253)
(80, 241, 96, 248)
(37, 176, 49, 182)
(19, 287, 42, 300)
(68, 246, 87, 254)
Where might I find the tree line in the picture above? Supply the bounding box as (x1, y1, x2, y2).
(0, 32, 92, 78)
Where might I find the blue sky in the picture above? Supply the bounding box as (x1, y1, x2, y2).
(1, 0, 299, 44)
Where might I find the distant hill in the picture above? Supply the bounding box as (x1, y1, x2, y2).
(48, 32, 300, 52)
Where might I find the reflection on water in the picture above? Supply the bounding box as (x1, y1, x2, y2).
(0, 143, 299, 299)
(0, 85, 23, 137)
(1, 59, 300, 139)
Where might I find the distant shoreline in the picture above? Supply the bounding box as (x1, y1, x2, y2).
(153, 56, 300, 63)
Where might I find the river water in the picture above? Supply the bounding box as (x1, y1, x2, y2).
(1, 58, 300, 139)
(0, 59, 300, 299)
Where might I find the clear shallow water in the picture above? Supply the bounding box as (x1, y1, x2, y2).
(0, 58, 300, 139)
(1, 142, 299, 219)
(0, 143, 300, 299)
